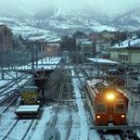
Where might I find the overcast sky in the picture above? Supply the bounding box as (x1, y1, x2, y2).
(0, 0, 140, 16)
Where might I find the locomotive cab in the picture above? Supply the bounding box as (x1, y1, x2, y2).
(86, 79, 129, 126)
(15, 86, 41, 118)
(95, 88, 128, 125)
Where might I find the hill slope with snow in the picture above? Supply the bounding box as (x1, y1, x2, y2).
(0, 5, 140, 40)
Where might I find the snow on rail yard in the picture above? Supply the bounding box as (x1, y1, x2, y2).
(1, 57, 140, 140)
(0, 57, 100, 140)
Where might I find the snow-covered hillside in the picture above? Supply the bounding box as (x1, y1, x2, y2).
(0, 5, 140, 41)
(0, 16, 60, 42)
(0, 13, 116, 41)
(112, 8, 140, 31)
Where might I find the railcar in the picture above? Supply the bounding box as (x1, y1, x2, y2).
(86, 79, 129, 126)
(15, 86, 41, 117)
(20, 87, 40, 105)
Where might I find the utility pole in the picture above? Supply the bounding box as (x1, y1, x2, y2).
(35, 45, 38, 68)
(1, 47, 5, 80)
(32, 45, 35, 72)
(41, 45, 43, 64)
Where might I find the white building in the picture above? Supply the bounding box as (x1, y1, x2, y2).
(110, 37, 140, 64)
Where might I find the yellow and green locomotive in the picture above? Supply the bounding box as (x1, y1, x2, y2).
(15, 86, 41, 117)
(20, 86, 40, 105)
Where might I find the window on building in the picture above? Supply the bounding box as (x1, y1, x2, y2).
(125, 55, 128, 61)
(119, 54, 128, 61)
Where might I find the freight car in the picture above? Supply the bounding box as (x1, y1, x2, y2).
(15, 86, 41, 117)
(86, 79, 129, 126)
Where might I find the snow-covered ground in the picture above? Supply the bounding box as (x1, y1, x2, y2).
(0, 58, 100, 140)
(1, 57, 140, 140)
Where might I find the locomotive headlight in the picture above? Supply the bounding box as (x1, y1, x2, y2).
(96, 115, 101, 119)
(106, 93, 115, 101)
(121, 115, 125, 118)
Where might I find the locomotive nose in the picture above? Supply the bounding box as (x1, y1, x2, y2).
(109, 115, 113, 121)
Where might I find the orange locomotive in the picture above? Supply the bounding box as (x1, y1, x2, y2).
(86, 79, 129, 126)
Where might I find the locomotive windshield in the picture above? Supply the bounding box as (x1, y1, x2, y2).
(115, 103, 125, 113)
(107, 104, 114, 113)
(96, 104, 106, 113)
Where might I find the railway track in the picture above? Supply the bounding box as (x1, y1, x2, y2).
(1, 119, 38, 140)
(45, 68, 64, 127)
(102, 134, 122, 140)
(21, 119, 39, 140)
(0, 74, 32, 106)
(0, 91, 19, 105)
(45, 68, 73, 140)
(63, 70, 72, 140)
(0, 74, 33, 121)
(0, 82, 32, 106)
(74, 68, 123, 140)
(79, 69, 124, 140)
(1, 119, 19, 140)
(72, 68, 90, 140)
(78, 69, 140, 140)
(99, 131, 139, 140)
(0, 74, 31, 96)
(0, 93, 19, 115)
(0, 72, 40, 140)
